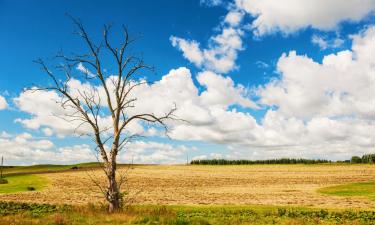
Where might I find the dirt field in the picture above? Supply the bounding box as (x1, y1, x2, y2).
(1, 164, 375, 209)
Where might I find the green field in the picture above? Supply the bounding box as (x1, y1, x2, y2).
(1, 202, 375, 225)
(0, 174, 49, 193)
(1, 162, 106, 175)
(319, 182, 375, 201)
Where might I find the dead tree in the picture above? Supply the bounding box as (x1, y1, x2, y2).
(34, 17, 177, 212)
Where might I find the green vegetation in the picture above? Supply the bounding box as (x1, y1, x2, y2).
(0, 201, 68, 216)
(350, 154, 375, 164)
(1, 202, 375, 225)
(318, 182, 375, 201)
(191, 153, 375, 165)
(0, 178, 7, 184)
(0, 174, 49, 193)
(191, 158, 331, 165)
(351, 156, 363, 163)
(2, 162, 132, 175)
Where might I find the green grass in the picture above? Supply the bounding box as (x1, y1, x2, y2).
(318, 182, 375, 201)
(0, 174, 49, 193)
(2, 162, 133, 175)
(1, 202, 375, 225)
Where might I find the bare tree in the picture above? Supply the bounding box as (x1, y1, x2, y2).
(34, 17, 177, 212)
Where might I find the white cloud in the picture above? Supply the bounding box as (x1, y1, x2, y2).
(311, 34, 344, 49)
(14, 67, 256, 147)
(42, 128, 54, 136)
(76, 62, 95, 78)
(197, 71, 257, 109)
(200, 0, 223, 7)
(0, 132, 64, 163)
(170, 9, 244, 74)
(118, 141, 191, 164)
(235, 0, 375, 36)
(258, 26, 375, 119)
(0, 131, 11, 138)
(170, 25, 375, 160)
(224, 11, 244, 27)
(14, 89, 93, 135)
(0, 130, 194, 165)
(311, 35, 329, 49)
(170, 38, 204, 67)
(237, 25, 375, 159)
(0, 95, 8, 110)
(255, 61, 269, 69)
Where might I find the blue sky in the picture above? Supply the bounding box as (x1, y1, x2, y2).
(1, 0, 375, 165)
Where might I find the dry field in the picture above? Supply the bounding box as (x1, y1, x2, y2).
(1, 164, 375, 210)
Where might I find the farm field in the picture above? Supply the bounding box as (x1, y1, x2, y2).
(1, 164, 375, 210)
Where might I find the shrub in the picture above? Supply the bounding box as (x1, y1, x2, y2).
(0, 178, 8, 184)
(351, 156, 362, 163)
(0, 201, 68, 216)
(27, 186, 36, 191)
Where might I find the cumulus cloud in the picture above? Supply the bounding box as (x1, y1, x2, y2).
(0, 131, 194, 165)
(171, 25, 375, 160)
(0, 132, 68, 163)
(235, 0, 375, 36)
(259, 26, 375, 119)
(118, 141, 191, 164)
(197, 71, 257, 109)
(242, 25, 375, 159)
(0, 95, 8, 110)
(14, 89, 93, 135)
(14, 67, 256, 139)
(170, 9, 244, 74)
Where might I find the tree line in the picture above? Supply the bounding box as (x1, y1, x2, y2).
(350, 154, 375, 164)
(190, 158, 331, 165)
(191, 153, 375, 165)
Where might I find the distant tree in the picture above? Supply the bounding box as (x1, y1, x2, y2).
(350, 156, 362, 164)
(34, 17, 177, 212)
(362, 154, 375, 163)
(190, 158, 331, 165)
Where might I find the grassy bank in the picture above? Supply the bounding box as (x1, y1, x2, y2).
(1, 162, 105, 175)
(0, 174, 49, 193)
(318, 182, 375, 201)
(1, 202, 375, 225)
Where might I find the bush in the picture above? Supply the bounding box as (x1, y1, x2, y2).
(0, 201, 69, 216)
(351, 156, 362, 163)
(27, 186, 36, 191)
(0, 178, 8, 184)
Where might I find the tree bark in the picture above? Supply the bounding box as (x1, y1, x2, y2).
(107, 162, 120, 213)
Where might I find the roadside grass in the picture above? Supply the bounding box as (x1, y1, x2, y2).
(0, 174, 49, 193)
(1, 202, 375, 225)
(318, 182, 375, 201)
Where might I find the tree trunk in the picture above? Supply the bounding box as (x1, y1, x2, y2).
(107, 163, 120, 213)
